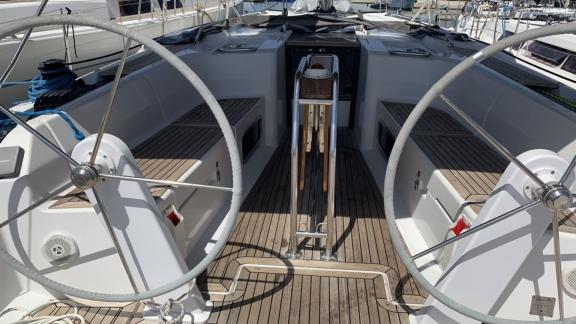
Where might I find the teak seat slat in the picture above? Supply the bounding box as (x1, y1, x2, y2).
(51, 98, 258, 209)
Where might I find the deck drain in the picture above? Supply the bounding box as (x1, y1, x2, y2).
(564, 266, 576, 296)
(42, 234, 78, 264)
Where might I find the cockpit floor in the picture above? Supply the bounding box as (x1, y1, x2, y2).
(200, 129, 426, 324)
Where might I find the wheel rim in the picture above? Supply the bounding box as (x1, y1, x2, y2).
(0, 15, 242, 302)
(384, 22, 576, 324)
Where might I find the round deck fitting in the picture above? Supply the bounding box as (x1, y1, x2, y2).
(70, 163, 99, 190)
(320, 252, 337, 261)
(541, 184, 572, 211)
(285, 251, 303, 259)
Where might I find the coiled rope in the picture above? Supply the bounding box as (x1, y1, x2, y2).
(26, 65, 76, 103)
(0, 301, 85, 324)
(0, 63, 84, 141)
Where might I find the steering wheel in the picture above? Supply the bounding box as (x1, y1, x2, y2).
(0, 15, 242, 302)
(384, 23, 576, 323)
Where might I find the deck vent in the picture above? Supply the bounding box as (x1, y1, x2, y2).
(42, 234, 78, 264)
(564, 267, 576, 296)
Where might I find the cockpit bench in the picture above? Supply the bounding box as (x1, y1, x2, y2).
(51, 98, 260, 209)
(382, 101, 576, 230)
(383, 101, 508, 214)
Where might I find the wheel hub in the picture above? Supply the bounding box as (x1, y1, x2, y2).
(541, 184, 572, 211)
(70, 163, 99, 190)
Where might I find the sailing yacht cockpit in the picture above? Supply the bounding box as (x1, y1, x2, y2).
(1, 2, 576, 323)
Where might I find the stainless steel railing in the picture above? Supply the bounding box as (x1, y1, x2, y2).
(287, 54, 339, 261)
(286, 56, 308, 259)
(323, 55, 338, 261)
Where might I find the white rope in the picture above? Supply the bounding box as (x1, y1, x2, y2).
(158, 298, 184, 323)
(1, 301, 85, 324)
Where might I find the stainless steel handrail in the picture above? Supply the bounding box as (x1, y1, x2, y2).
(322, 55, 338, 261)
(287, 54, 338, 260)
(286, 56, 308, 259)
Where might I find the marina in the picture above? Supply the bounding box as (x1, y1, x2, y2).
(1, 0, 576, 323)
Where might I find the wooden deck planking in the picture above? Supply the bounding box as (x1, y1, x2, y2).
(38, 99, 570, 322)
(267, 274, 285, 324)
(258, 273, 277, 323)
(299, 275, 312, 324)
(52, 98, 258, 209)
(309, 275, 321, 324)
(202, 129, 427, 323)
(386, 101, 504, 201)
(30, 302, 141, 324)
(289, 274, 303, 324)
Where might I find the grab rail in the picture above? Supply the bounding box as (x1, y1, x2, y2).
(325, 55, 338, 260)
(287, 54, 338, 261)
(287, 56, 307, 259)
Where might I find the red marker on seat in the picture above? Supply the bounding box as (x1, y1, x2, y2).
(450, 216, 470, 236)
(167, 210, 183, 226)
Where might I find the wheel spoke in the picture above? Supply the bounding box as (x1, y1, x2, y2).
(89, 38, 133, 165)
(412, 200, 540, 260)
(559, 154, 576, 186)
(91, 190, 140, 293)
(439, 94, 546, 188)
(0, 182, 73, 229)
(552, 211, 565, 320)
(0, 103, 78, 167)
(100, 173, 233, 192)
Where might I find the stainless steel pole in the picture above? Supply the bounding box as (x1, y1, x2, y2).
(286, 58, 307, 259)
(322, 59, 338, 261)
(138, 0, 142, 20)
(287, 78, 302, 259)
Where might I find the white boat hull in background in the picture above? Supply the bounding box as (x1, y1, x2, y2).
(0, 2, 234, 106)
(455, 15, 576, 88)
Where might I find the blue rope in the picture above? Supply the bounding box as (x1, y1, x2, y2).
(0, 110, 85, 141)
(27, 67, 77, 103)
(0, 65, 84, 142)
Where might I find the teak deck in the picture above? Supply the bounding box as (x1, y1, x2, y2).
(200, 129, 427, 324)
(30, 100, 576, 323)
(31, 301, 142, 323)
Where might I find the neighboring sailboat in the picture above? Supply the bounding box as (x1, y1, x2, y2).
(456, 0, 576, 87)
(0, 0, 238, 106)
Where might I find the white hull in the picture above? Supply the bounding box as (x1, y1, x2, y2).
(455, 16, 576, 88)
(0, 4, 230, 106)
